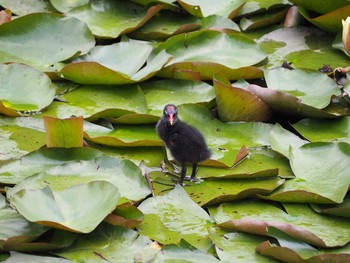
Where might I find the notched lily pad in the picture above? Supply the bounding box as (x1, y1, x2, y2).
(61, 41, 172, 85)
(153, 30, 267, 80)
(105, 204, 144, 229)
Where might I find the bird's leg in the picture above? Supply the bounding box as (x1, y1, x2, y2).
(178, 163, 187, 185)
(190, 163, 198, 182)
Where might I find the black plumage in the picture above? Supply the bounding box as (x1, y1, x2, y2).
(156, 104, 211, 185)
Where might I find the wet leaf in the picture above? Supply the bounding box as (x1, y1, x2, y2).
(0, 208, 49, 245)
(8, 181, 120, 233)
(0, 13, 95, 69)
(153, 30, 266, 80)
(289, 0, 350, 14)
(56, 224, 153, 262)
(0, 63, 56, 113)
(214, 76, 272, 122)
(67, 0, 162, 38)
(44, 116, 84, 148)
(200, 15, 240, 32)
(41, 84, 148, 120)
(311, 194, 350, 218)
(0, 147, 103, 185)
(177, 0, 245, 18)
(264, 67, 340, 109)
(237, 0, 290, 16)
(212, 200, 350, 247)
(130, 10, 201, 40)
(292, 117, 350, 142)
(209, 229, 279, 263)
(105, 204, 144, 229)
(138, 185, 215, 252)
(61, 42, 171, 85)
(141, 79, 215, 116)
(257, 226, 350, 262)
(0, 0, 56, 15)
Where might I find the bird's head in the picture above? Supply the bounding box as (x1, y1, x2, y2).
(163, 104, 178, 125)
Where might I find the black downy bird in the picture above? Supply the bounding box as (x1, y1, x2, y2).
(156, 104, 211, 185)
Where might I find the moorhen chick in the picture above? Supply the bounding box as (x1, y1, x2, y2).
(156, 104, 211, 185)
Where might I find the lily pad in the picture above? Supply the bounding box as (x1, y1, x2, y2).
(67, 0, 162, 38)
(57, 223, 153, 262)
(61, 42, 171, 85)
(289, 142, 350, 204)
(200, 15, 240, 32)
(6, 155, 151, 203)
(137, 185, 215, 252)
(8, 181, 120, 233)
(289, 0, 350, 14)
(44, 116, 84, 148)
(0, 13, 95, 69)
(4, 251, 72, 263)
(0, 208, 49, 245)
(130, 10, 201, 40)
(257, 226, 350, 262)
(0, 117, 46, 162)
(50, 0, 89, 13)
(141, 79, 215, 116)
(212, 200, 350, 247)
(0, 0, 56, 15)
(298, 5, 350, 33)
(310, 194, 350, 218)
(41, 84, 148, 120)
(292, 117, 350, 142)
(177, 0, 245, 18)
(214, 76, 272, 122)
(0, 147, 103, 185)
(264, 67, 340, 109)
(237, 0, 291, 16)
(153, 30, 267, 80)
(105, 204, 144, 229)
(0, 63, 56, 113)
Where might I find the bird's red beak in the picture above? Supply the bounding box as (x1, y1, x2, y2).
(168, 114, 174, 125)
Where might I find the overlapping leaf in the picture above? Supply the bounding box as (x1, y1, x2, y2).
(153, 30, 267, 80)
(61, 41, 172, 85)
(0, 13, 95, 69)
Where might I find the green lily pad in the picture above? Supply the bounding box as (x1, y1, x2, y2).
(56, 223, 153, 262)
(0, 147, 103, 185)
(152, 240, 220, 262)
(240, 8, 288, 32)
(0, 63, 56, 113)
(6, 155, 151, 203)
(289, 142, 350, 204)
(0, 0, 56, 15)
(0, 208, 49, 245)
(212, 200, 350, 247)
(50, 0, 89, 13)
(257, 226, 350, 262)
(214, 76, 271, 122)
(289, 0, 350, 14)
(43, 116, 84, 148)
(67, 0, 162, 38)
(200, 15, 240, 32)
(61, 42, 171, 85)
(141, 79, 215, 116)
(138, 185, 215, 252)
(269, 123, 307, 158)
(292, 117, 350, 142)
(153, 30, 266, 80)
(84, 121, 162, 147)
(41, 84, 148, 120)
(105, 204, 144, 229)
(298, 5, 350, 33)
(209, 229, 279, 263)
(4, 251, 72, 263)
(177, 0, 245, 18)
(0, 117, 46, 162)
(258, 27, 350, 70)
(310, 194, 350, 218)
(130, 10, 201, 40)
(237, 0, 290, 16)
(264, 68, 340, 109)
(8, 181, 120, 233)
(0, 13, 95, 69)
(243, 84, 338, 118)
